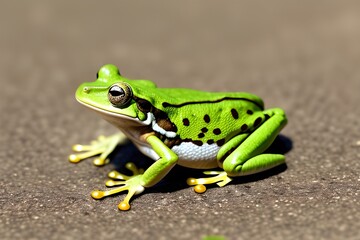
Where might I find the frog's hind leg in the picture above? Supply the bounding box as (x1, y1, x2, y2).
(222, 108, 287, 177)
(69, 132, 128, 166)
(187, 134, 252, 192)
(188, 108, 287, 193)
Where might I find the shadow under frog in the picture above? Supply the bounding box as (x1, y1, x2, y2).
(109, 134, 292, 194)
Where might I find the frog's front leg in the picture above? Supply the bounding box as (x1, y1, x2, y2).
(69, 132, 128, 166)
(91, 134, 178, 210)
(188, 108, 287, 193)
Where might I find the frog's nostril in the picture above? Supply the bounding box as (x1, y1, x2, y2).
(83, 87, 90, 93)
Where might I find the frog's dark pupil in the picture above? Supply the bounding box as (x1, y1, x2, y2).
(109, 86, 124, 97)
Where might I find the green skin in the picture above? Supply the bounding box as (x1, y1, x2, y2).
(71, 64, 287, 210)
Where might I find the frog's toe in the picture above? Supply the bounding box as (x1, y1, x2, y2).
(194, 184, 207, 193)
(106, 163, 144, 187)
(124, 162, 144, 175)
(90, 163, 145, 210)
(91, 174, 145, 211)
(93, 157, 109, 166)
(91, 190, 106, 199)
(72, 144, 93, 152)
(118, 201, 131, 211)
(186, 177, 207, 193)
(69, 141, 106, 164)
(68, 147, 104, 164)
(69, 133, 127, 166)
(107, 163, 144, 180)
(187, 171, 232, 193)
(105, 179, 126, 187)
(68, 154, 81, 163)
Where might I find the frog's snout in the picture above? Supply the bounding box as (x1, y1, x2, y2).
(77, 84, 107, 95)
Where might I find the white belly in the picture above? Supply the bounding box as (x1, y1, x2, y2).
(172, 142, 220, 169)
(134, 141, 220, 169)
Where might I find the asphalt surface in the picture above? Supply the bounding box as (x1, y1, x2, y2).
(1, 1, 360, 240)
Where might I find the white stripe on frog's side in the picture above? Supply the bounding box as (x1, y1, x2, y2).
(171, 142, 220, 169)
(143, 112, 177, 138)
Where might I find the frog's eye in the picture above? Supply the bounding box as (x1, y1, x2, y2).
(108, 83, 132, 107)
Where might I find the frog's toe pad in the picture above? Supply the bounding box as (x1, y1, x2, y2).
(118, 201, 131, 211)
(194, 184, 207, 193)
(93, 158, 109, 166)
(68, 154, 81, 163)
(91, 190, 105, 199)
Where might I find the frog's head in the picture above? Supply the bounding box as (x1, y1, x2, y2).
(75, 64, 156, 127)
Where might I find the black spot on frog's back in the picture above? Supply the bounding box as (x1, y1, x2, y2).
(216, 138, 226, 146)
(231, 109, 239, 119)
(201, 127, 208, 133)
(213, 128, 221, 135)
(203, 114, 210, 123)
(198, 133, 205, 138)
(254, 117, 263, 127)
(182, 118, 190, 126)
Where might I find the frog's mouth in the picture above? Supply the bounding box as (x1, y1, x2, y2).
(76, 99, 147, 128)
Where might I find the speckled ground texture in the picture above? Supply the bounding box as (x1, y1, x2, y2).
(1, 1, 360, 240)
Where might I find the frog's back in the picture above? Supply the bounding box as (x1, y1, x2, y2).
(129, 83, 266, 145)
(157, 88, 264, 110)
(156, 88, 266, 146)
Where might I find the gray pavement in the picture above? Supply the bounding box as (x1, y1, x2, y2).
(1, 1, 360, 240)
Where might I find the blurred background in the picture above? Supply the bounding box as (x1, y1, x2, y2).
(1, 1, 360, 240)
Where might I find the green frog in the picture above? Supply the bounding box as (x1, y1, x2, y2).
(69, 64, 287, 210)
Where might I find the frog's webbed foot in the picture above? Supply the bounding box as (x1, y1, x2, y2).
(69, 133, 127, 166)
(91, 162, 145, 211)
(187, 171, 232, 193)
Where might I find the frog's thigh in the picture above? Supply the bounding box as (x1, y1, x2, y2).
(223, 108, 287, 176)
